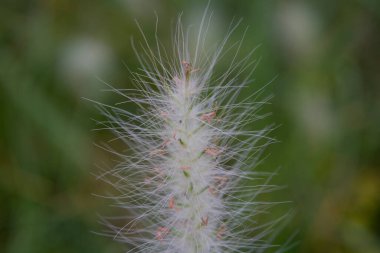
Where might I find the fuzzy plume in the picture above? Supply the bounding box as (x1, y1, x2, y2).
(94, 7, 291, 253)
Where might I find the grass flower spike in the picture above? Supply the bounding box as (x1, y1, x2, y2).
(95, 8, 290, 253)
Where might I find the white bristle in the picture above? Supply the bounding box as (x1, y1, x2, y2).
(94, 7, 291, 253)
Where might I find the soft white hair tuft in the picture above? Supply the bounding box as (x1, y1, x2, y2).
(93, 6, 293, 253)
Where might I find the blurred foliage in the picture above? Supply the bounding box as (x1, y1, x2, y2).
(0, 0, 379, 252)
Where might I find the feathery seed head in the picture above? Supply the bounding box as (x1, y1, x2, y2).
(95, 7, 291, 253)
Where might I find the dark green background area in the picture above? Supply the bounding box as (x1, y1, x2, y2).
(0, 0, 379, 252)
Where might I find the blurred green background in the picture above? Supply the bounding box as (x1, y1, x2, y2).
(1, 0, 379, 252)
